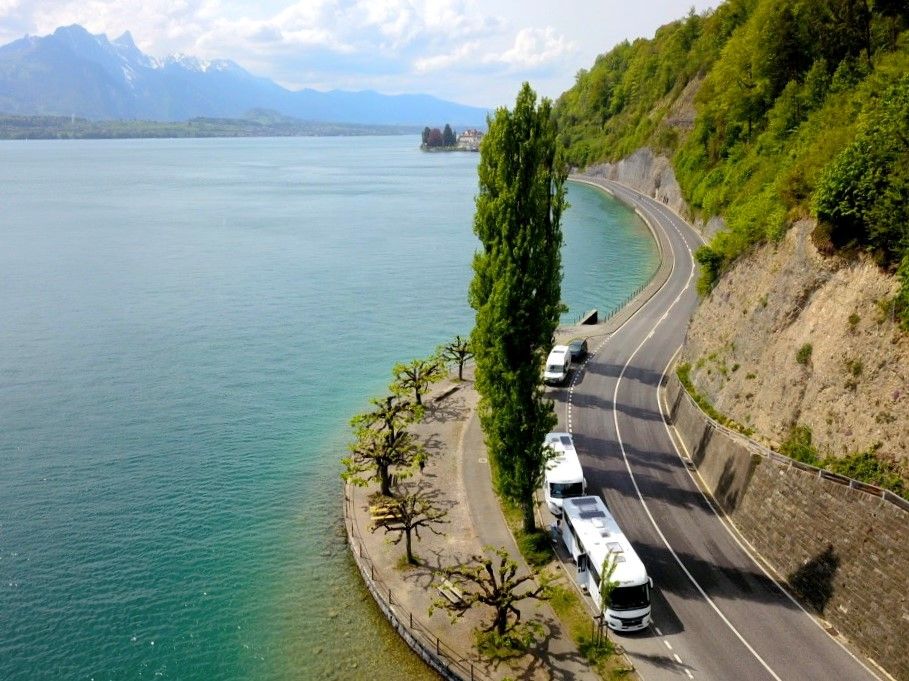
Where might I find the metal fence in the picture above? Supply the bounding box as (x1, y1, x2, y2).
(344, 491, 493, 681)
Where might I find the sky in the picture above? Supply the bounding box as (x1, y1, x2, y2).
(0, 0, 717, 108)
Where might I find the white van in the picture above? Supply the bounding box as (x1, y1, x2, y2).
(543, 345, 571, 385)
(543, 432, 586, 515)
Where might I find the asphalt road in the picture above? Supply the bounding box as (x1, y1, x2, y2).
(556, 178, 880, 681)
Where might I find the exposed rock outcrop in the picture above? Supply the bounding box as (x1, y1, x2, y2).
(682, 220, 909, 461)
(586, 148, 725, 238)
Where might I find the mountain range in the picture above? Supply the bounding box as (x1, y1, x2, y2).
(0, 25, 489, 126)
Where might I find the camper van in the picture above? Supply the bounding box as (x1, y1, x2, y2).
(543, 432, 586, 515)
(560, 496, 652, 632)
(543, 345, 571, 385)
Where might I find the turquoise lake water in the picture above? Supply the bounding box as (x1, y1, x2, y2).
(0, 136, 658, 680)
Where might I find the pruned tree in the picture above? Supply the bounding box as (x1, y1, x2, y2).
(351, 393, 421, 434)
(342, 394, 426, 496)
(392, 357, 445, 406)
(343, 425, 427, 497)
(440, 335, 473, 380)
(433, 546, 552, 638)
(372, 483, 449, 564)
(468, 83, 566, 533)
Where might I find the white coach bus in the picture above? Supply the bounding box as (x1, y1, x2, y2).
(560, 495, 652, 632)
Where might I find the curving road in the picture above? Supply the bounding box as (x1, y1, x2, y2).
(558, 178, 879, 681)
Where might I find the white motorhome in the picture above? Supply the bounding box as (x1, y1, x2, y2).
(560, 496, 652, 632)
(543, 345, 571, 385)
(543, 432, 586, 515)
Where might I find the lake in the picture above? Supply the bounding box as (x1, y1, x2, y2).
(0, 136, 657, 680)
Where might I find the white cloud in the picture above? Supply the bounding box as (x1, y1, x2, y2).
(490, 26, 574, 69)
(413, 40, 478, 73)
(0, 0, 718, 107)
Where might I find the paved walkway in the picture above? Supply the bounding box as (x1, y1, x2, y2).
(345, 367, 601, 681)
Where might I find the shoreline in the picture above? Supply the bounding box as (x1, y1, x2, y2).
(342, 176, 671, 679)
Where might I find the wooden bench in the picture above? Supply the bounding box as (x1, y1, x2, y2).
(437, 579, 464, 605)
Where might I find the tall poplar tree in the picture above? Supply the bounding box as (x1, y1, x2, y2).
(468, 83, 566, 533)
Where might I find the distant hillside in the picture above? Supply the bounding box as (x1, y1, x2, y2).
(0, 25, 489, 127)
(0, 112, 418, 140)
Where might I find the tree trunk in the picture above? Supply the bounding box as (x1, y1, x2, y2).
(458, 361, 464, 381)
(415, 389, 422, 406)
(405, 528, 415, 564)
(495, 609, 508, 636)
(521, 498, 536, 533)
(379, 465, 392, 497)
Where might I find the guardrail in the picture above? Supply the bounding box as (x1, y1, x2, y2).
(671, 374, 909, 513)
(344, 490, 493, 681)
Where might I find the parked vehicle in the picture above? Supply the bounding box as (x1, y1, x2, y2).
(543, 432, 587, 515)
(567, 338, 588, 361)
(543, 345, 571, 385)
(560, 495, 653, 632)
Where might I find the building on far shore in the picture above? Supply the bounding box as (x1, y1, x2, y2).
(456, 129, 483, 151)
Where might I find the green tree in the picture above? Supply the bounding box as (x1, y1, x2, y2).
(443, 123, 457, 147)
(433, 546, 552, 639)
(469, 82, 566, 533)
(421, 126, 431, 146)
(814, 75, 909, 263)
(439, 335, 473, 380)
(392, 357, 445, 406)
(595, 552, 621, 646)
(372, 483, 449, 564)
(342, 395, 425, 496)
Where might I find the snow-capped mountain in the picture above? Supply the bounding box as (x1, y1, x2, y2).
(0, 25, 488, 125)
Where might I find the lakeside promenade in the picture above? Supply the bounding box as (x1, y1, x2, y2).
(342, 176, 675, 681)
(343, 366, 601, 681)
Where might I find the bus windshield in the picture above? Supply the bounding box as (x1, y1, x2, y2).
(610, 584, 650, 611)
(550, 482, 584, 499)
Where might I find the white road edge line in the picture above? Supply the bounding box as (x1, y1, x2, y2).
(607, 202, 785, 681)
(657, 348, 884, 681)
(622, 182, 882, 680)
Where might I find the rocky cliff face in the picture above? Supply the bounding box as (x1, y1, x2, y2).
(587, 147, 908, 464)
(586, 148, 726, 238)
(682, 220, 909, 462)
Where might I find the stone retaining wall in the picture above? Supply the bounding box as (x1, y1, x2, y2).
(666, 373, 909, 680)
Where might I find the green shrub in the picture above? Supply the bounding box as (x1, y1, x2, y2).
(796, 343, 813, 365)
(824, 448, 906, 499)
(848, 312, 861, 330)
(780, 425, 821, 466)
(845, 358, 863, 377)
(516, 529, 554, 568)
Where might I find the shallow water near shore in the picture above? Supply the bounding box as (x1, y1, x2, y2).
(0, 136, 657, 680)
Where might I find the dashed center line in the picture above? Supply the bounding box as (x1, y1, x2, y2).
(664, 640, 673, 651)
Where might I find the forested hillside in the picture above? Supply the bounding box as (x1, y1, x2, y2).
(554, 0, 909, 324)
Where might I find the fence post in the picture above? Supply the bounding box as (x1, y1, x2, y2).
(436, 637, 440, 655)
(410, 611, 413, 628)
